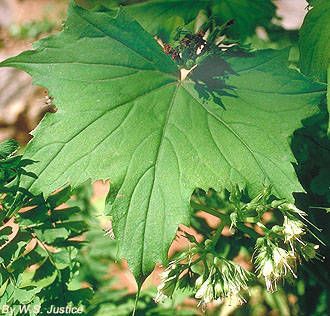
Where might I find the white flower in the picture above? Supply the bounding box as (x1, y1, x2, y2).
(154, 263, 179, 303)
(261, 259, 276, 292)
(279, 203, 308, 218)
(194, 259, 252, 309)
(273, 247, 297, 278)
(283, 216, 305, 251)
(256, 245, 298, 293)
(262, 259, 274, 278)
(211, 259, 251, 305)
(214, 282, 224, 299)
(195, 275, 214, 310)
(195, 274, 205, 289)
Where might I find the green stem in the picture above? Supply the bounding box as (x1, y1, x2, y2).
(32, 233, 62, 282)
(236, 223, 261, 240)
(257, 222, 282, 239)
(210, 221, 226, 250)
(132, 287, 141, 316)
(190, 201, 228, 221)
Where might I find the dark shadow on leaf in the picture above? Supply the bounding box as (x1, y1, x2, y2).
(292, 99, 330, 208)
(188, 50, 254, 109)
(189, 54, 237, 109)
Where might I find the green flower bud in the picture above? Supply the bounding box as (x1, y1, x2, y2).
(270, 199, 285, 209)
(214, 282, 224, 297)
(213, 256, 222, 269)
(230, 212, 238, 226)
(195, 274, 205, 289)
(271, 225, 283, 234)
(301, 243, 319, 260)
(204, 239, 213, 248)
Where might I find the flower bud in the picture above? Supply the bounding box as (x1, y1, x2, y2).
(283, 216, 305, 251)
(195, 277, 214, 304)
(195, 274, 205, 289)
(262, 259, 274, 278)
(214, 282, 224, 297)
(301, 243, 318, 260)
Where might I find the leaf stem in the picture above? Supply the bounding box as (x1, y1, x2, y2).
(236, 223, 261, 239)
(256, 222, 282, 239)
(190, 201, 228, 221)
(132, 287, 141, 316)
(210, 220, 226, 250)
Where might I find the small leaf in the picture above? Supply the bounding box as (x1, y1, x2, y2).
(53, 248, 78, 269)
(39, 227, 70, 243)
(51, 206, 81, 221)
(33, 258, 57, 282)
(12, 286, 42, 304)
(47, 187, 72, 209)
(0, 140, 19, 159)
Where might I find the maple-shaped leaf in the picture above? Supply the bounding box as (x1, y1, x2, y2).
(81, 0, 276, 41)
(299, 0, 330, 83)
(0, 3, 325, 281)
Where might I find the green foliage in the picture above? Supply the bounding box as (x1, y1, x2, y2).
(299, 0, 330, 82)
(0, 140, 19, 159)
(0, 140, 36, 220)
(79, 0, 206, 43)
(0, 3, 325, 282)
(328, 67, 330, 134)
(112, 0, 206, 43)
(0, 0, 329, 314)
(81, 0, 276, 41)
(0, 147, 92, 312)
(210, 0, 276, 40)
(292, 104, 330, 204)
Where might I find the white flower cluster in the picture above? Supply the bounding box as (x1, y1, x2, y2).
(195, 257, 252, 309)
(255, 204, 321, 292)
(154, 254, 253, 310)
(154, 193, 323, 310)
(255, 238, 297, 292)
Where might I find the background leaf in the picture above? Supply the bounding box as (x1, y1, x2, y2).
(80, 0, 276, 41)
(211, 0, 276, 40)
(299, 0, 330, 82)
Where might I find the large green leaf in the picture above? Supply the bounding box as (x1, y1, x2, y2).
(0, 3, 325, 281)
(299, 0, 330, 82)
